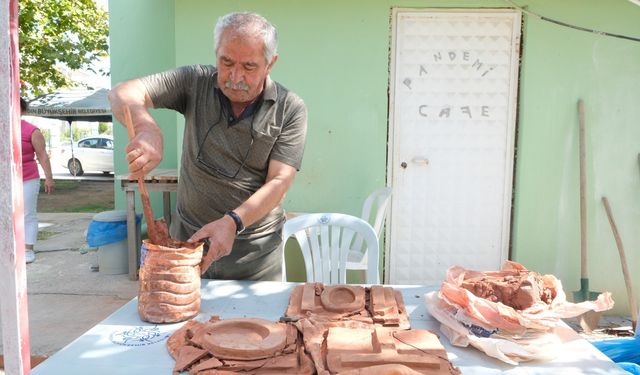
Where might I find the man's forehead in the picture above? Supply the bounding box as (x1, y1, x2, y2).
(217, 38, 265, 64)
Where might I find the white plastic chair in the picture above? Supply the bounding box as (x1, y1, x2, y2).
(281, 213, 380, 284)
(346, 187, 392, 271)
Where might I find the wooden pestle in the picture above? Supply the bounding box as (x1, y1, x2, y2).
(122, 106, 161, 245)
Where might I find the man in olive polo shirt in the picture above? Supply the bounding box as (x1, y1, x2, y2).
(109, 12, 307, 280)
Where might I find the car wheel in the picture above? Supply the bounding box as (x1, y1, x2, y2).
(68, 158, 84, 176)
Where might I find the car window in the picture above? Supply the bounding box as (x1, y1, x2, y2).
(79, 139, 99, 148)
(104, 139, 113, 150)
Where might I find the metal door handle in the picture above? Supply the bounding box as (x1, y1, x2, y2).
(411, 157, 429, 165)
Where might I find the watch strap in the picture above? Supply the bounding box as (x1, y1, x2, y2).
(225, 210, 245, 235)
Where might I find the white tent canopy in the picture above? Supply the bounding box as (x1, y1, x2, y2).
(26, 87, 112, 123)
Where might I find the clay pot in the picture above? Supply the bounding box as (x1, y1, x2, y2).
(138, 239, 204, 323)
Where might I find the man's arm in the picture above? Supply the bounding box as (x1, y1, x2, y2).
(189, 159, 297, 271)
(109, 79, 163, 178)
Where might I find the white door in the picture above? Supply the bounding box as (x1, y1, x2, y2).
(386, 9, 521, 285)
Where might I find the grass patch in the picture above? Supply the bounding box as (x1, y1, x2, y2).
(37, 230, 56, 241)
(41, 179, 80, 192)
(38, 179, 114, 213)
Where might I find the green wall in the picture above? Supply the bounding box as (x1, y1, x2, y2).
(512, 1, 640, 315)
(109, 0, 178, 214)
(109, 0, 640, 313)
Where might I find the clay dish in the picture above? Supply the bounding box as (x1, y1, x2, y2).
(320, 285, 366, 313)
(201, 318, 287, 360)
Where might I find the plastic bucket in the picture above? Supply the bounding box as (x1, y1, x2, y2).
(88, 210, 132, 275)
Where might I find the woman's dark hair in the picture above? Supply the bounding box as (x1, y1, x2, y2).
(20, 97, 28, 112)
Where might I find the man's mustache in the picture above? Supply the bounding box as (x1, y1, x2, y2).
(224, 81, 249, 91)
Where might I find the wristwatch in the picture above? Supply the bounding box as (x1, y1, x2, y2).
(225, 210, 245, 235)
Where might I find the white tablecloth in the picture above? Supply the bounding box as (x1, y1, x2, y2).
(31, 280, 625, 374)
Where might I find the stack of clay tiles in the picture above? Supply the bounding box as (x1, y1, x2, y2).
(284, 283, 460, 375)
(138, 239, 204, 323)
(167, 316, 314, 374)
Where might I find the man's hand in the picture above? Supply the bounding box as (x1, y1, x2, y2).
(125, 126, 163, 179)
(109, 79, 163, 179)
(188, 214, 237, 275)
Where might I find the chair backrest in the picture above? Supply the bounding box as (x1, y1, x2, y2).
(352, 187, 392, 253)
(282, 213, 380, 284)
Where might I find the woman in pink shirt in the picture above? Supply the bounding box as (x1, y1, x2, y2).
(21, 98, 54, 263)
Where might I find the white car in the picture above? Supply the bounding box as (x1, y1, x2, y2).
(60, 135, 114, 176)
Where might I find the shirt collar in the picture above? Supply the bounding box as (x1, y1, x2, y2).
(218, 90, 263, 125)
(262, 75, 277, 103)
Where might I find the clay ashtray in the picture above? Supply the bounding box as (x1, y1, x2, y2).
(167, 316, 315, 374)
(320, 285, 366, 313)
(200, 318, 288, 360)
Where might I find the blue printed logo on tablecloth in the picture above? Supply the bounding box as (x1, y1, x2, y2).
(110, 326, 170, 346)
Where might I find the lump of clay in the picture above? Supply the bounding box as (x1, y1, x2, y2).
(460, 269, 555, 310)
(138, 239, 204, 323)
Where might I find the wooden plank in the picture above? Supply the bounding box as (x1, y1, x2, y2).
(117, 168, 178, 183)
(0, 0, 31, 373)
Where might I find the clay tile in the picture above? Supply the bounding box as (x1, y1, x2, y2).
(392, 329, 448, 357)
(166, 320, 204, 359)
(188, 357, 223, 374)
(324, 327, 460, 374)
(172, 345, 209, 374)
(339, 363, 424, 375)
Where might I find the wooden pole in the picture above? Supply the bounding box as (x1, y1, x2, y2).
(0, 0, 32, 373)
(602, 197, 638, 330)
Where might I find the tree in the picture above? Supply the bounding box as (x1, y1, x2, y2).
(19, 0, 109, 96)
(98, 122, 111, 135)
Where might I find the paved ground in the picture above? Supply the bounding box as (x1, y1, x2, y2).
(0, 212, 137, 359)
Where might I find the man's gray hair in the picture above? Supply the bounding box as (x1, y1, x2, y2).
(214, 12, 278, 63)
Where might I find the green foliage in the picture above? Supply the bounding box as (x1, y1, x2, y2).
(98, 122, 112, 135)
(19, 0, 109, 96)
(59, 125, 92, 142)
